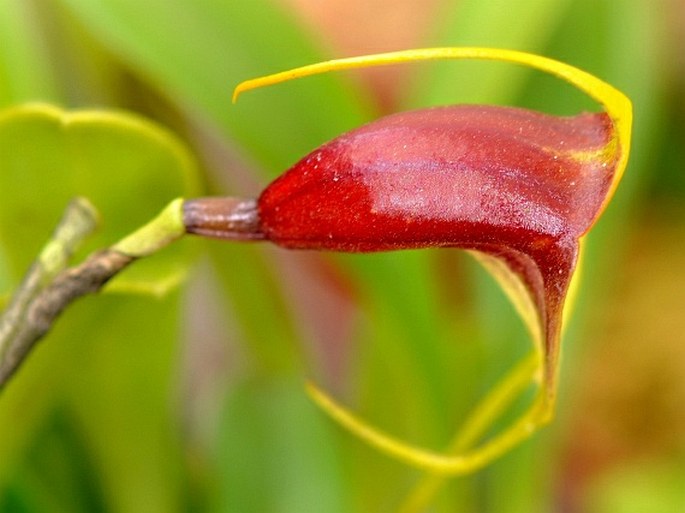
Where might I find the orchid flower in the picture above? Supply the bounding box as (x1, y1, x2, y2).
(183, 48, 632, 474)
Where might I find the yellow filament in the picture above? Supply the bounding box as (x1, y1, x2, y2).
(305, 348, 550, 476)
(233, 47, 631, 214)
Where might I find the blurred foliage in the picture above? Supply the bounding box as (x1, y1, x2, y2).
(0, 0, 681, 512)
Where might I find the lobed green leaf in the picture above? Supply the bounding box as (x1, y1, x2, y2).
(0, 103, 200, 296)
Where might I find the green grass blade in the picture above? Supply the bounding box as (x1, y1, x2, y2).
(217, 377, 352, 513)
(410, 0, 572, 107)
(57, 0, 372, 173)
(0, 0, 60, 106)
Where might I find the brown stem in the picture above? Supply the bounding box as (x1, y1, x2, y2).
(0, 196, 261, 390)
(183, 197, 264, 241)
(0, 250, 134, 388)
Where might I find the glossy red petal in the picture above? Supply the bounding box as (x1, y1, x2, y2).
(257, 104, 619, 390)
(258, 105, 617, 252)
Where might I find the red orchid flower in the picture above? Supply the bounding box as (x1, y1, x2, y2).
(183, 48, 632, 474)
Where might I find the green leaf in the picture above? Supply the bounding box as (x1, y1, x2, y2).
(0, 103, 200, 296)
(0, 291, 187, 513)
(584, 457, 685, 513)
(0, 1, 60, 107)
(411, 0, 573, 107)
(57, 0, 372, 173)
(207, 244, 302, 373)
(216, 377, 352, 513)
(65, 294, 187, 513)
(0, 408, 105, 513)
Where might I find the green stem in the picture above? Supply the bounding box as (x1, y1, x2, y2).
(113, 198, 185, 257)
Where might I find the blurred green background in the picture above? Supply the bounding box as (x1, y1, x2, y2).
(0, 0, 683, 512)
